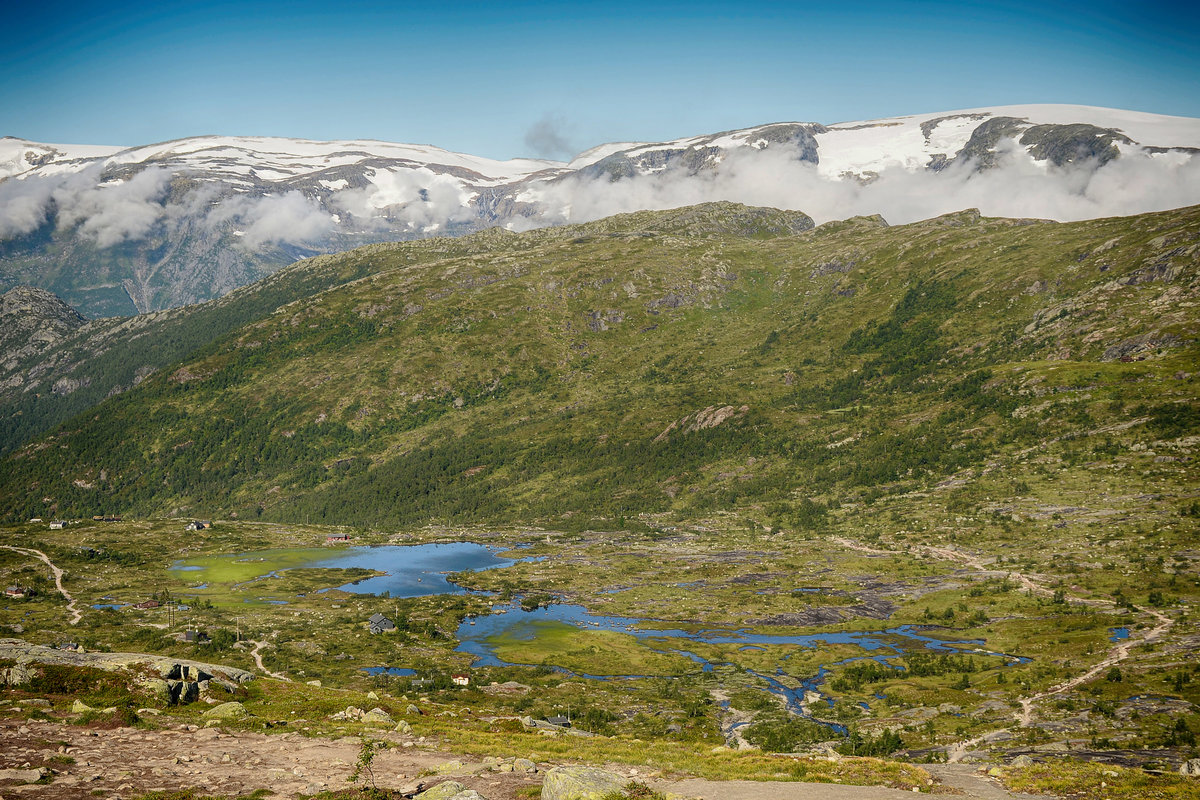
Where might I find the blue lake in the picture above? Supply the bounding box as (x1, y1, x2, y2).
(1109, 626, 1130, 642)
(171, 542, 526, 598)
(312, 543, 524, 596)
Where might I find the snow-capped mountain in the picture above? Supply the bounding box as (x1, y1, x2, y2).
(3, 104, 1199, 316)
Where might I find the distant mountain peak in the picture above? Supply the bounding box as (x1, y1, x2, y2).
(2, 104, 1199, 317)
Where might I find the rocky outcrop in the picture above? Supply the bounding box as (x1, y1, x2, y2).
(0, 638, 253, 704)
(654, 405, 749, 442)
(540, 766, 626, 800)
(0, 286, 84, 374)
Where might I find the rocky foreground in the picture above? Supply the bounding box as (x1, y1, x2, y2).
(0, 717, 1044, 800)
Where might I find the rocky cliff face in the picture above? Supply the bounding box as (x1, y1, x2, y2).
(0, 286, 85, 375)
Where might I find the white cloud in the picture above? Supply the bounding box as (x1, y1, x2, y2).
(0, 175, 58, 238)
(213, 191, 335, 249)
(332, 168, 475, 232)
(512, 143, 1200, 228)
(54, 167, 172, 247)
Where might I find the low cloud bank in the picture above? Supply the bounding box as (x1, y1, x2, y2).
(517, 143, 1200, 228)
(0, 143, 1197, 254)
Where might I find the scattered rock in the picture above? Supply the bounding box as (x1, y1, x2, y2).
(331, 706, 365, 721)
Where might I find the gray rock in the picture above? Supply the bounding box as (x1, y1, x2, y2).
(541, 766, 626, 800)
(416, 780, 466, 800)
(0, 639, 253, 684)
(3, 662, 36, 686)
(137, 677, 172, 703)
(202, 701, 249, 720)
(1181, 758, 1200, 776)
(16, 698, 50, 708)
(361, 707, 394, 725)
(394, 719, 413, 734)
(1010, 754, 1035, 768)
(0, 767, 46, 783)
(513, 758, 536, 773)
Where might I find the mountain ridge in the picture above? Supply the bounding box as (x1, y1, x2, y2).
(3, 104, 1199, 317)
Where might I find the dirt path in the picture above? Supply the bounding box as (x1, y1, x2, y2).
(247, 639, 289, 680)
(0, 545, 82, 625)
(1015, 607, 1173, 726)
(654, 778, 923, 799)
(832, 535, 1176, 759)
(657, 768, 1046, 800)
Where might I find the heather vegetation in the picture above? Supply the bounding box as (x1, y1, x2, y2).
(0, 202, 1198, 796)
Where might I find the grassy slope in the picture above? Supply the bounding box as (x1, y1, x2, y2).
(0, 202, 1196, 532)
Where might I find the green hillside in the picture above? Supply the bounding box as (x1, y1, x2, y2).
(2, 201, 1196, 529)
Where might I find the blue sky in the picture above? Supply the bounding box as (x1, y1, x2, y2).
(2, 0, 1197, 159)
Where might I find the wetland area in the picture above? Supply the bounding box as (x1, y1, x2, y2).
(168, 539, 1027, 729)
(1, 512, 1197, 790)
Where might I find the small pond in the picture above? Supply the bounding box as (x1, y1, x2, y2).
(361, 667, 417, 677)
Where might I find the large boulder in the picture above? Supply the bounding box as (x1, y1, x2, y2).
(361, 707, 394, 725)
(136, 677, 172, 703)
(202, 701, 249, 720)
(0, 767, 46, 784)
(415, 781, 466, 800)
(541, 766, 626, 800)
(1181, 758, 1200, 776)
(2, 662, 36, 686)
